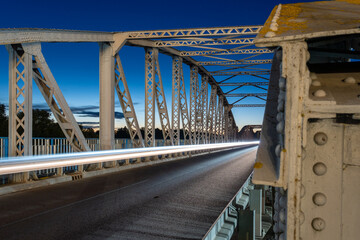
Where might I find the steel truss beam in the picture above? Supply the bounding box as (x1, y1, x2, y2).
(7, 45, 33, 158)
(145, 48, 173, 147)
(197, 75, 209, 144)
(189, 66, 199, 145)
(225, 93, 267, 97)
(216, 96, 224, 143)
(152, 38, 255, 47)
(199, 59, 272, 66)
(153, 50, 174, 146)
(0, 29, 114, 45)
(144, 48, 156, 147)
(172, 56, 192, 145)
(219, 82, 269, 86)
(208, 86, 217, 143)
(233, 104, 266, 107)
(212, 70, 270, 76)
(114, 55, 144, 148)
(125, 26, 262, 39)
(24, 43, 90, 153)
(180, 48, 273, 57)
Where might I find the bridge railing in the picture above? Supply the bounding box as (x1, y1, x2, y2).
(0, 137, 186, 185)
(0, 142, 258, 177)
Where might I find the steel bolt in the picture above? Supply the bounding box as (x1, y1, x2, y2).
(313, 192, 327, 206)
(312, 218, 326, 231)
(313, 162, 327, 176)
(314, 132, 328, 145)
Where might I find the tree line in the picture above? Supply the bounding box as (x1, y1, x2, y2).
(0, 103, 170, 139)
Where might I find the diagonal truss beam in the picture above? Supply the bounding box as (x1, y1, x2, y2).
(115, 55, 144, 148)
(23, 43, 90, 152)
(180, 48, 273, 57)
(125, 26, 262, 39)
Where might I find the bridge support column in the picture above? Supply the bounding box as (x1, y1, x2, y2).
(7, 45, 33, 182)
(99, 43, 115, 167)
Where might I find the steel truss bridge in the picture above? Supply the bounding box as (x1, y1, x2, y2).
(2, 25, 272, 159)
(1, 1, 360, 240)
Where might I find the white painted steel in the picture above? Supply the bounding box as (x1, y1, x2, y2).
(7, 45, 33, 157)
(99, 43, 115, 151)
(0, 142, 259, 175)
(25, 43, 90, 153)
(114, 55, 144, 148)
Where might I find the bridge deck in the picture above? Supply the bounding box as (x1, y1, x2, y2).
(0, 147, 256, 240)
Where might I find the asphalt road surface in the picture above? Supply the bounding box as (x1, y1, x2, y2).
(0, 147, 257, 240)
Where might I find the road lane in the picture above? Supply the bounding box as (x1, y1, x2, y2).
(0, 147, 257, 240)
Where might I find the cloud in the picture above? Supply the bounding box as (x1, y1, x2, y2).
(78, 121, 100, 125)
(32, 104, 125, 120)
(76, 111, 124, 120)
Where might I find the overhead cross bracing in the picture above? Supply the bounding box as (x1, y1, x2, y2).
(0, 25, 271, 151)
(120, 25, 273, 118)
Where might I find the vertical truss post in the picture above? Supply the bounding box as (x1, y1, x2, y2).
(172, 57, 181, 145)
(21, 43, 90, 172)
(198, 75, 208, 144)
(7, 45, 33, 157)
(224, 105, 230, 142)
(7, 45, 32, 182)
(99, 43, 115, 152)
(221, 104, 226, 142)
(189, 66, 199, 145)
(115, 55, 144, 148)
(154, 49, 173, 146)
(145, 48, 156, 147)
(178, 57, 192, 145)
(208, 85, 217, 143)
(217, 96, 224, 143)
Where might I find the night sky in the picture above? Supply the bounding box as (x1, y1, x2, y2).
(0, 0, 323, 130)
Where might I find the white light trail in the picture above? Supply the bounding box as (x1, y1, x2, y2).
(0, 142, 259, 175)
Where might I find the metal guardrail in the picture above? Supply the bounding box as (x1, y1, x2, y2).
(203, 173, 254, 240)
(0, 142, 259, 176)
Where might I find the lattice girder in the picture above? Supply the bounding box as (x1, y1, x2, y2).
(153, 49, 174, 145)
(144, 48, 156, 147)
(23, 43, 90, 152)
(189, 66, 199, 145)
(177, 57, 192, 145)
(208, 86, 217, 143)
(7, 45, 33, 157)
(115, 54, 144, 148)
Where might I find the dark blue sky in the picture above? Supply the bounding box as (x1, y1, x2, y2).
(0, 0, 322, 129)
